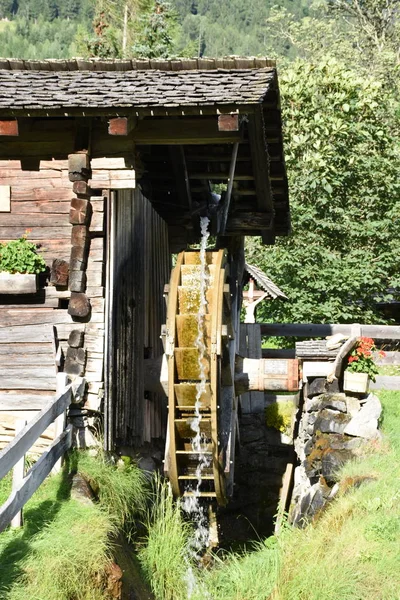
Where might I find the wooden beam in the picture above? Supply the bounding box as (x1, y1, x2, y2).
(220, 142, 239, 235)
(0, 425, 72, 533)
(133, 118, 242, 145)
(247, 108, 275, 244)
(108, 116, 136, 136)
(226, 211, 273, 232)
(0, 119, 19, 136)
(189, 172, 254, 181)
(218, 114, 239, 132)
(0, 104, 256, 119)
(0, 387, 71, 481)
(168, 146, 192, 211)
(259, 323, 400, 339)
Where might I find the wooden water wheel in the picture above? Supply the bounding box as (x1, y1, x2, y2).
(164, 249, 238, 507)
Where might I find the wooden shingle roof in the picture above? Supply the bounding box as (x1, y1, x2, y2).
(0, 58, 278, 112)
(0, 68, 275, 111)
(0, 57, 290, 242)
(244, 263, 288, 299)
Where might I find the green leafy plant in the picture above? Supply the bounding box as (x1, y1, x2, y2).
(346, 337, 385, 381)
(0, 233, 46, 274)
(265, 401, 295, 435)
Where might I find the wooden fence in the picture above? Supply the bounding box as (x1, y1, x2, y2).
(259, 323, 400, 390)
(259, 323, 400, 339)
(0, 385, 72, 533)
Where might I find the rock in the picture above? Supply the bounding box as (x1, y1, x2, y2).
(321, 449, 354, 482)
(326, 333, 348, 349)
(71, 473, 94, 506)
(104, 562, 123, 599)
(304, 439, 314, 456)
(344, 394, 382, 439)
(327, 433, 364, 451)
(308, 377, 340, 397)
(292, 483, 325, 527)
(314, 408, 351, 434)
(305, 393, 347, 413)
(308, 413, 318, 425)
(346, 396, 361, 417)
(304, 432, 358, 479)
(339, 474, 378, 495)
(138, 456, 157, 472)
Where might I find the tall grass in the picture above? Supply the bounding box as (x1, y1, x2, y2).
(0, 449, 148, 599)
(195, 537, 281, 600)
(139, 478, 195, 600)
(200, 390, 400, 600)
(73, 450, 148, 532)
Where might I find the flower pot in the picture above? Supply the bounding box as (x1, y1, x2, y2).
(343, 371, 369, 394)
(0, 272, 38, 294)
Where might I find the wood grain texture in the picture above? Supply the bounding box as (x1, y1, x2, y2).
(0, 425, 72, 533)
(0, 387, 71, 480)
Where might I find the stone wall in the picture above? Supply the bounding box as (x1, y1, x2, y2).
(291, 390, 382, 526)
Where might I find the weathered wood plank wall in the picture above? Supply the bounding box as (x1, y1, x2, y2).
(0, 157, 106, 446)
(111, 188, 170, 447)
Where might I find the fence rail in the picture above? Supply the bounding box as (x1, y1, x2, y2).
(260, 323, 400, 339)
(0, 386, 72, 533)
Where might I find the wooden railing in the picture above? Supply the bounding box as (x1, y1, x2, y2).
(259, 323, 400, 339)
(0, 385, 72, 533)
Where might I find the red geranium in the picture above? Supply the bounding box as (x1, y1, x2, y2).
(347, 337, 380, 382)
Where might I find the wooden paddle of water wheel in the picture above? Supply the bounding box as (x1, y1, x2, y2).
(164, 249, 237, 507)
(160, 248, 300, 513)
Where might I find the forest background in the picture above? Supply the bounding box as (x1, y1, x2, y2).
(0, 0, 399, 326)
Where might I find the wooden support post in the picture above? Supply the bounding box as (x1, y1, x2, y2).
(133, 118, 242, 145)
(73, 181, 90, 197)
(220, 142, 239, 235)
(69, 198, 92, 226)
(11, 419, 27, 528)
(168, 146, 193, 211)
(248, 108, 275, 244)
(52, 373, 69, 474)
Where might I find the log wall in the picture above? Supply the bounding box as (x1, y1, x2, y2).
(0, 156, 107, 447)
(0, 151, 170, 451)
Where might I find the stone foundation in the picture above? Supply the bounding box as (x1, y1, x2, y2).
(291, 391, 382, 526)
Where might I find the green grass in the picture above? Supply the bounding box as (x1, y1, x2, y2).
(139, 391, 400, 600)
(377, 364, 400, 376)
(138, 478, 196, 600)
(2, 391, 399, 600)
(200, 390, 400, 600)
(0, 450, 148, 600)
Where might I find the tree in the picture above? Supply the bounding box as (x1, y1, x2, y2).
(131, 1, 178, 58)
(328, 0, 400, 54)
(83, 0, 180, 58)
(247, 59, 400, 325)
(0, 0, 18, 19)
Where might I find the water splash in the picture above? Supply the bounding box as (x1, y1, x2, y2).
(182, 216, 212, 597)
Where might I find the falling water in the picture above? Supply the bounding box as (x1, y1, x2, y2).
(182, 216, 212, 598)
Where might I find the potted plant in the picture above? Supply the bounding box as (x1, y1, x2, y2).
(0, 231, 46, 294)
(344, 337, 385, 393)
